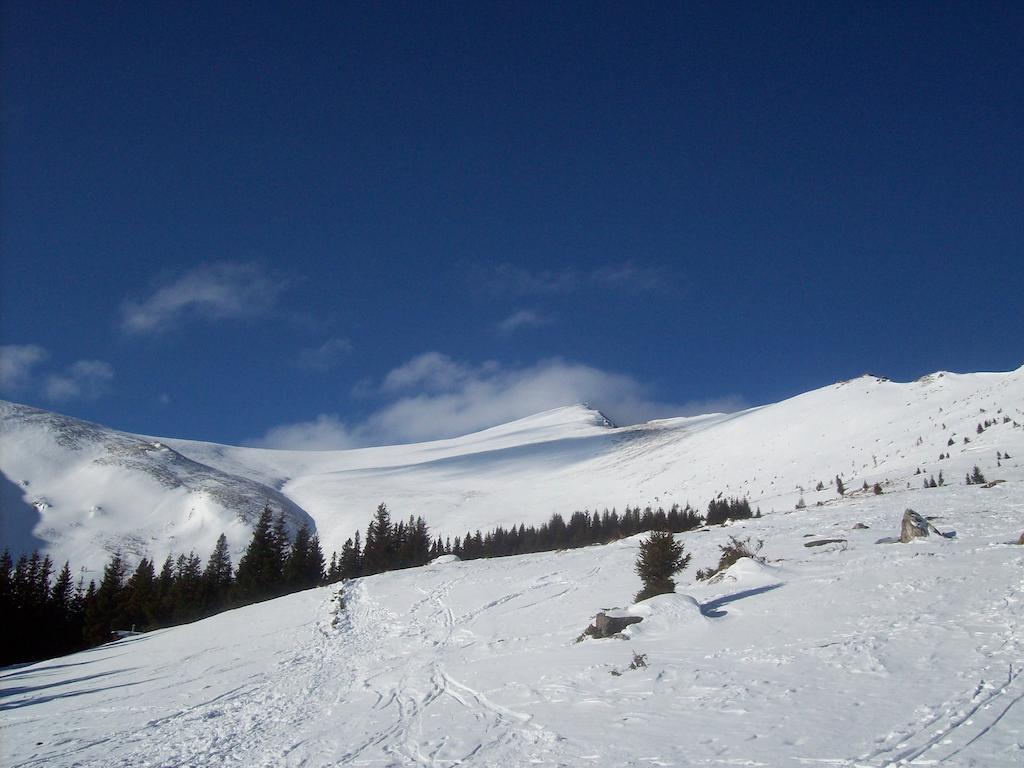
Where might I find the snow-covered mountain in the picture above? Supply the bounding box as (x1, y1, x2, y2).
(3, 366, 1024, 766)
(2, 366, 1023, 573)
(4, 460, 1023, 766)
(0, 402, 313, 570)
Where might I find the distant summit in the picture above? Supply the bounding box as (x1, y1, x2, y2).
(2, 365, 1022, 573)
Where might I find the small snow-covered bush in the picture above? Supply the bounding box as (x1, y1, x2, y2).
(697, 536, 766, 581)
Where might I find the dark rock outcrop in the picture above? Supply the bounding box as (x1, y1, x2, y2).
(804, 538, 847, 548)
(900, 509, 931, 542)
(582, 612, 643, 639)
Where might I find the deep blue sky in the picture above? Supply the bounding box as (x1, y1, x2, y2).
(2, 2, 1022, 447)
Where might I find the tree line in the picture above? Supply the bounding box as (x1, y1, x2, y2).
(2, 496, 751, 665)
(0, 506, 325, 666)
(326, 502, 707, 581)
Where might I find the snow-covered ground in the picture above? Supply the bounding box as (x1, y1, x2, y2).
(2, 366, 1023, 573)
(3, 480, 1023, 766)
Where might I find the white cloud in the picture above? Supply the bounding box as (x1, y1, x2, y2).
(296, 337, 353, 371)
(247, 414, 356, 450)
(252, 352, 746, 448)
(44, 360, 115, 402)
(497, 309, 551, 334)
(366, 355, 697, 443)
(472, 260, 668, 298)
(382, 351, 494, 393)
(590, 260, 665, 292)
(121, 261, 285, 335)
(0, 344, 50, 391)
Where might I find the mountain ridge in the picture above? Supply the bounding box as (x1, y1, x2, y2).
(2, 365, 1022, 573)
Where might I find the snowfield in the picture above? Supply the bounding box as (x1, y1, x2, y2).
(3, 482, 1023, 766)
(2, 366, 1024, 765)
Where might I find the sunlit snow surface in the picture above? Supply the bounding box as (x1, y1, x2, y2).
(2, 367, 1024, 765)
(3, 483, 1023, 766)
(2, 366, 1023, 574)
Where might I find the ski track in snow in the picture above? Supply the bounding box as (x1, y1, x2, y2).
(5, 491, 1023, 767)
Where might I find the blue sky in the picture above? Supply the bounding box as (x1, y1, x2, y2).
(1, 2, 1021, 447)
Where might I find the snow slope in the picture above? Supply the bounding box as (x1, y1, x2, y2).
(2, 366, 1023, 573)
(0, 402, 312, 569)
(3, 480, 1023, 766)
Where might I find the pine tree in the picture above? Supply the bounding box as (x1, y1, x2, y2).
(0, 549, 12, 624)
(272, 512, 290, 577)
(285, 523, 312, 588)
(327, 551, 340, 583)
(202, 533, 234, 613)
(50, 561, 74, 614)
(339, 532, 362, 580)
(84, 552, 127, 645)
(362, 503, 394, 574)
(284, 524, 325, 589)
(171, 552, 203, 621)
(124, 558, 157, 629)
(634, 531, 691, 602)
(835, 475, 845, 496)
(305, 534, 326, 586)
(970, 465, 986, 484)
(235, 506, 286, 603)
(155, 554, 176, 623)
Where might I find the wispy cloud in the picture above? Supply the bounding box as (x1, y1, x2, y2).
(590, 260, 666, 293)
(497, 309, 551, 334)
(0, 344, 50, 392)
(121, 261, 286, 335)
(381, 351, 493, 393)
(296, 337, 353, 371)
(247, 413, 357, 450)
(1, 345, 115, 403)
(251, 351, 745, 448)
(471, 260, 669, 298)
(44, 360, 115, 402)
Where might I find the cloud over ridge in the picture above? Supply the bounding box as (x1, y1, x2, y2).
(252, 352, 745, 449)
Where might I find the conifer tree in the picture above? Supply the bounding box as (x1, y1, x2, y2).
(285, 523, 313, 588)
(362, 503, 394, 574)
(339, 531, 362, 579)
(84, 552, 127, 645)
(284, 524, 325, 588)
(171, 552, 203, 621)
(272, 512, 290, 576)
(235, 506, 284, 602)
(155, 554, 176, 623)
(634, 531, 691, 602)
(50, 561, 74, 615)
(124, 558, 157, 629)
(305, 534, 326, 586)
(202, 533, 234, 612)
